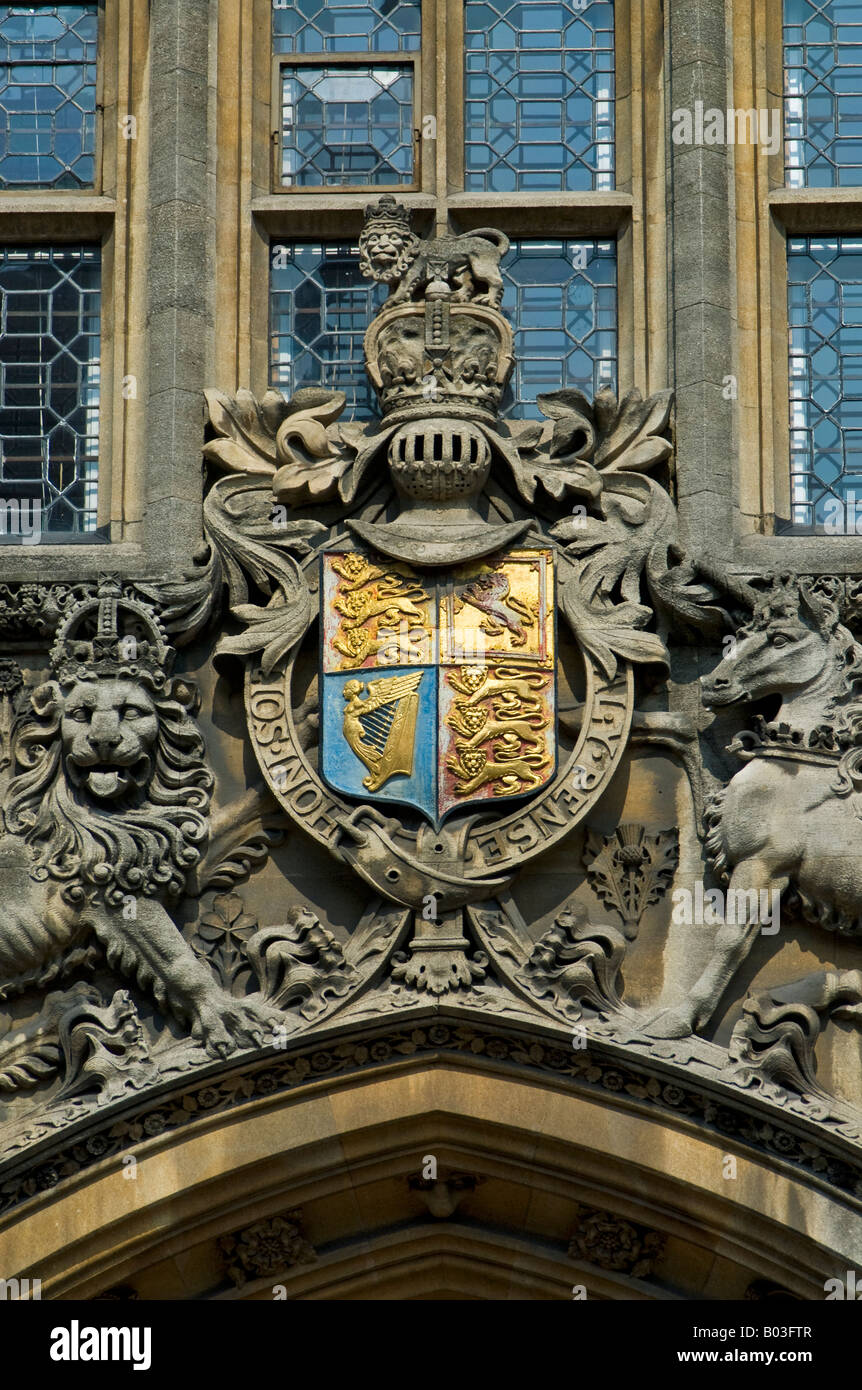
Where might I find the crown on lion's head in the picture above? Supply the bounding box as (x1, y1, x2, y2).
(5, 579, 213, 908)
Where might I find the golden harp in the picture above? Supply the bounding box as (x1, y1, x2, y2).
(342, 670, 424, 792)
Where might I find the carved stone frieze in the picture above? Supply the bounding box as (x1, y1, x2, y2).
(3, 1016, 862, 1228)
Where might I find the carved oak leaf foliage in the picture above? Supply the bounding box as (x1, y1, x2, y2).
(556, 474, 675, 607)
(645, 548, 735, 638)
(273, 401, 383, 507)
(497, 390, 602, 504)
(135, 550, 221, 648)
(203, 387, 288, 476)
(498, 386, 672, 511)
(592, 386, 673, 473)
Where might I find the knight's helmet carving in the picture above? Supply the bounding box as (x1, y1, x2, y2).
(359, 196, 514, 508)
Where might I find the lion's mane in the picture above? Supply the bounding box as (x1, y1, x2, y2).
(5, 678, 213, 908)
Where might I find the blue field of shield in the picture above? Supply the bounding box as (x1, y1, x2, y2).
(321, 665, 438, 821)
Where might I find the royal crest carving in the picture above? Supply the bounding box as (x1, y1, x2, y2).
(4, 197, 862, 1188)
(358, 194, 510, 307)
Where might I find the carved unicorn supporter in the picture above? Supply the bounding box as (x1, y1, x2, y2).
(646, 573, 862, 1039)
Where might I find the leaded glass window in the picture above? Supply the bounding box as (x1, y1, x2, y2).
(784, 0, 862, 188)
(270, 241, 386, 416)
(280, 65, 414, 187)
(0, 244, 100, 534)
(464, 0, 614, 193)
(787, 236, 862, 529)
(269, 238, 617, 423)
(273, 0, 419, 189)
(272, 0, 421, 55)
(0, 4, 98, 189)
(501, 238, 617, 416)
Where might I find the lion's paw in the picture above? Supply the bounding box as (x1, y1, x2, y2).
(191, 993, 284, 1059)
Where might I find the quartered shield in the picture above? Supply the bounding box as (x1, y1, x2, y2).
(321, 548, 556, 825)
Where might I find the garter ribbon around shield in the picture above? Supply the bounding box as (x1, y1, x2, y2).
(320, 548, 556, 826)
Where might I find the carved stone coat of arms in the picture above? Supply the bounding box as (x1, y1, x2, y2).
(4, 194, 862, 1214)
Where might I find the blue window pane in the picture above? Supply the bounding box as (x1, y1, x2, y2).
(0, 5, 97, 187)
(269, 241, 386, 416)
(281, 65, 414, 187)
(786, 236, 862, 528)
(464, 0, 615, 192)
(272, 0, 421, 54)
(501, 239, 617, 417)
(0, 244, 100, 533)
(269, 239, 617, 424)
(785, 0, 862, 187)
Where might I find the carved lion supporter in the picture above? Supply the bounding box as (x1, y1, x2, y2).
(0, 579, 276, 1058)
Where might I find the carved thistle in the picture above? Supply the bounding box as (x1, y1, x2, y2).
(583, 825, 679, 941)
